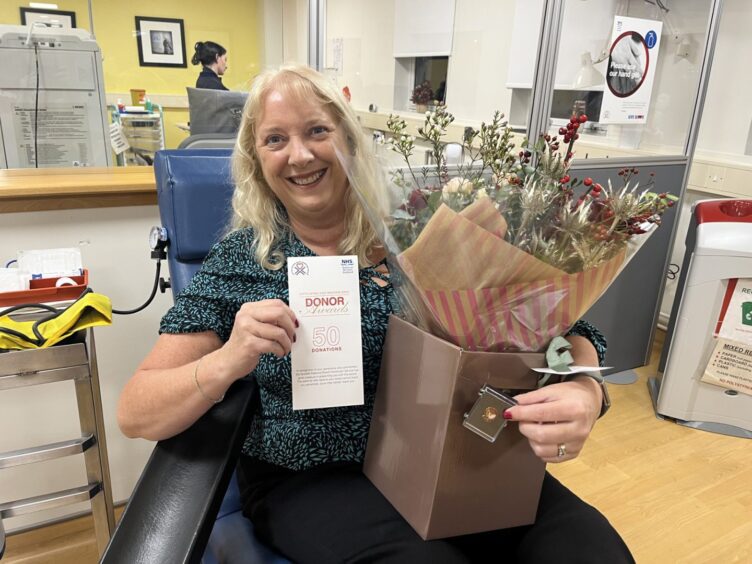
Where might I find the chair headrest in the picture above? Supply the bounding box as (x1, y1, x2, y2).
(187, 87, 248, 135)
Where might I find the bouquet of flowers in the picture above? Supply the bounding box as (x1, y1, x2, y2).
(410, 80, 435, 106)
(346, 107, 677, 353)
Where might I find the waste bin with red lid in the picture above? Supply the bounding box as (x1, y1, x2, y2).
(650, 199, 752, 437)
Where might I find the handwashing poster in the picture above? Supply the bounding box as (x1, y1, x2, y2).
(600, 16, 663, 124)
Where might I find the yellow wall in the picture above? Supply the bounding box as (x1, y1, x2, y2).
(0, 1, 91, 31)
(2, 1, 262, 149)
(90, 0, 261, 94)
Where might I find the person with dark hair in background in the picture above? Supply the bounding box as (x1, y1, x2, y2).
(192, 41, 229, 90)
(435, 80, 446, 104)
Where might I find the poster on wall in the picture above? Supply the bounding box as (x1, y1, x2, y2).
(600, 16, 663, 124)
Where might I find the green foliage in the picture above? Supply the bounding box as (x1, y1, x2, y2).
(382, 108, 674, 273)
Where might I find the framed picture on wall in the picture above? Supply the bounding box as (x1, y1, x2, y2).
(20, 7, 77, 29)
(135, 16, 187, 68)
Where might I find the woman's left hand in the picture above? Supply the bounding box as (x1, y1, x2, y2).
(503, 377, 603, 463)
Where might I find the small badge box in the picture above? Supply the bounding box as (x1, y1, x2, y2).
(463, 385, 518, 443)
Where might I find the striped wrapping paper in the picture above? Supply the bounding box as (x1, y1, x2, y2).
(398, 198, 626, 351)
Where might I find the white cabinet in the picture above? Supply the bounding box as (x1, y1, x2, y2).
(506, 0, 617, 89)
(506, 0, 544, 88)
(393, 0, 456, 57)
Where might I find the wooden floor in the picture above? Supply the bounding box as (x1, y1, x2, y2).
(2, 507, 123, 564)
(3, 331, 751, 563)
(549, 331, 752, 564)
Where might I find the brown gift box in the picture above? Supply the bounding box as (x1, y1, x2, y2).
(363, 315, 547, 540)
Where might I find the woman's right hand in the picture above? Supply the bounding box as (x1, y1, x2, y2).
(216, 299, 298, 381)
(117, 299, 297, 441)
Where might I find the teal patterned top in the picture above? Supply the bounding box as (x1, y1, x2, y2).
(159, 227, 606, 471)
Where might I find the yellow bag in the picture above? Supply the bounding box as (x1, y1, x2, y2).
(0, 289, 112, 350)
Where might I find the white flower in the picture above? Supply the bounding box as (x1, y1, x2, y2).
(474, 188, 488, 200)
(443, 177, 473, 195)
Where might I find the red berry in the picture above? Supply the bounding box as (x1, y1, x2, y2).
(559, 127, 567, 135)
(567, 152, 573, 159)
(579, 114, 587, 123)
(560, 175, 570, 184)
(583, 177, 593, 186)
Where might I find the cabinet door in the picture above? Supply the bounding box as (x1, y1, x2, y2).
(506, 0, 618, 89)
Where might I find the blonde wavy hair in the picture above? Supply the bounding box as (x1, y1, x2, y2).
(230, 65, 381, 270)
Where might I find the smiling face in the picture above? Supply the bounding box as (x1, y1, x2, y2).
(254, 88, 349, 227)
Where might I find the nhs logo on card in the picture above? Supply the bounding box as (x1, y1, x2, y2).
(340, 258, 355, 274)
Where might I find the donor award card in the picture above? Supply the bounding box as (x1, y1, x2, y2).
(287, 255, 363, 410)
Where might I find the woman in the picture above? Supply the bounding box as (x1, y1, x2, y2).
(117, 65, 633, 563)
(192, 41, 229, 90)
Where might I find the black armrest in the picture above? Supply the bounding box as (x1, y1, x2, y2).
(101, 378, 257, 564)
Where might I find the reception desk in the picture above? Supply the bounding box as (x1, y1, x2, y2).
(0, 166, 169, 533)
(0, 167, 157, 213)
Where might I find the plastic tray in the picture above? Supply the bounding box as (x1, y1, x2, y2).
(0, 270, 88, 308)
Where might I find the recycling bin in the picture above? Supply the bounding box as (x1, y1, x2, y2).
(651, 199, 752, 437)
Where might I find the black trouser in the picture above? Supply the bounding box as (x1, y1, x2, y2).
(238, 456, 634, 564)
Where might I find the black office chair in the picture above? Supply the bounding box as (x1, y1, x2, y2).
(101, 150, 289, 564)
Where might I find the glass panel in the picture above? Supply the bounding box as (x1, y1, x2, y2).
(660, 0, 752, 327)
(694, 0, 752, 171)
(0, 0, 309, 169)
(324, 0, 544, 167)
(548, 0, 715, 160)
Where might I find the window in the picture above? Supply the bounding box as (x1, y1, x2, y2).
(414, 56, 448, 104)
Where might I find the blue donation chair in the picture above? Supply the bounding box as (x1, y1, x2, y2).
(101, 150, 290, 564)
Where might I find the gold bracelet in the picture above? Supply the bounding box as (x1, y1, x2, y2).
(193, 356, 225, 404)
